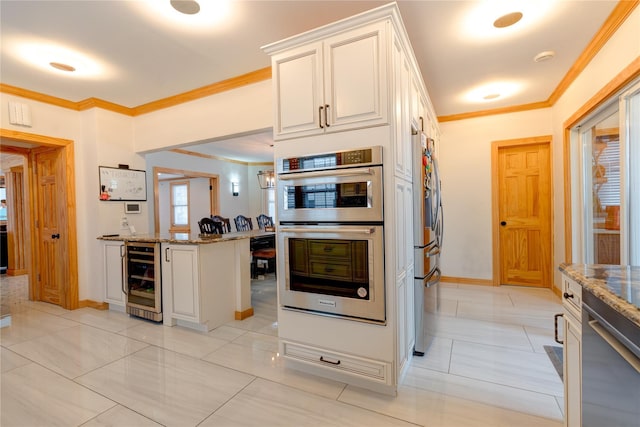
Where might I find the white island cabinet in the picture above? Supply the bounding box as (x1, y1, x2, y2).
(103, 240, 125, 311)
(161, 239, 251, 332)
(560, 274, 582, 427)
(270, 20, 388, 140)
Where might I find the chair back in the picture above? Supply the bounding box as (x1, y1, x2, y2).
(256, 214, 274, 230)
(198, 217, 223, 235)
(234, 215, 253, 232)
(211, 215, 231, 233)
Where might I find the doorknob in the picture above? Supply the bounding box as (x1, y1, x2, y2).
(51, 233, 60, 239)
(500, 221, 507, 226)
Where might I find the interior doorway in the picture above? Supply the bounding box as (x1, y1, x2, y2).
(0, 128, 78, 309)
(491, 136, 553, 288)
(153, 166, 220, 234)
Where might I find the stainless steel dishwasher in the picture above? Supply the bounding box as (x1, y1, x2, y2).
(581, 288, 640, 427)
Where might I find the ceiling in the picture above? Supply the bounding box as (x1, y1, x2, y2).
(0, 1, 620, 163)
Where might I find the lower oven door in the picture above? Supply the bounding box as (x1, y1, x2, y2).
(278, 224, 385, 324)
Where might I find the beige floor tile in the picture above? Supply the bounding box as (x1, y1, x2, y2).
(207, 324, 248, 341)
(407, 335, 453, 373)
(118, 322, 228, 358)
(9, 324, 148, 379)
(456, 300, 559, 329)
(339, 383, 562, 427)
(76, 346, 255, 427)
(449, 341, 564, 396)
(402, 364, 563, 420)
(440, 286, 514, 306)
(200, 378, 416, 427)
(202, 342, 346, 400)
(1, 363, 116, 426)
(82, 405, 162, 426)
(231, 330, 279, 352)
(525, 325, 563, 354)
(0, 309, 79, 346)
(428, 314, 533, 351)
(0, 346, 30, 373)
(61, 307, 146, 333)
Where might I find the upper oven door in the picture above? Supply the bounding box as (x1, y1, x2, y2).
(277, 165, 383, 223)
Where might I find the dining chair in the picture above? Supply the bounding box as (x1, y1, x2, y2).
(211, 215, 232, 233)
(256, 214, 274, 230)
(234, 215, 253, 232)
(198, 217, 223, 235)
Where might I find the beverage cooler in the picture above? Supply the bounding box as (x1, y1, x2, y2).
(125, 242, 162, 321)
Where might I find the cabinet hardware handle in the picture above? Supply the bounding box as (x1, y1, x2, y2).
(319, 105, 324, 128)
(563, 292, 574, 299)
(325, 267, 335, 273)
(323, 246, 333, 252)
(51, 233, 60, 239)
(320, 356, 340, 365)
(500, 221, 507, 226)
(419, 116, 424, 131)
(165, 247, 171, 262)
(554, 313, 564, 344)
(324, 104, 330, 127)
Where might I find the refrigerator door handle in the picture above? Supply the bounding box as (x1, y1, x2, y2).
(426, 268, 441, 287)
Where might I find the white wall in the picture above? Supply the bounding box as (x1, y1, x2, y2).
(133, 80, 273, 153)
(438, 108, 553, 281)
(438, 6, 640, 289)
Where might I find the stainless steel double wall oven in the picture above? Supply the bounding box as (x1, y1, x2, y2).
(277, 146, 385, 323)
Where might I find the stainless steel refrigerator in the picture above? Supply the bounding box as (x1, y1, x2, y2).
(413, 131, 443, 356)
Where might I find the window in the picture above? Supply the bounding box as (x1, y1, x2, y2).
(571, 78, 640, 265)
(170, 181, 189, 232)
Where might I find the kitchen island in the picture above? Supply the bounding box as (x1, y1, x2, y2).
(99, 230, 274, 331)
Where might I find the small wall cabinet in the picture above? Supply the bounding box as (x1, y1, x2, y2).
(269, 21, 389, 140)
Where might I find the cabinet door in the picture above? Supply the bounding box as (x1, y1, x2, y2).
(166, 245, 200, 321)
(397, 276, 407, 373)
(564, 316, 582, 427)
(272, 42, 324, 140)
(395, 181, 407, 277)
(323, 21, 388, 132)
(104, 242, 125, 307)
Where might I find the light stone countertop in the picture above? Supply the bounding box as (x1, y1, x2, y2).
(559, 263, 640, 328)
(97, 230, 274, 245)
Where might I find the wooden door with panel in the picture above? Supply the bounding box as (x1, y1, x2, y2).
(495, 140, 552, 288)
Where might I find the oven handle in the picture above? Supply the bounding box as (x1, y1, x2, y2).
(278, 167, 375, 180)
(280, 226, 376, 234)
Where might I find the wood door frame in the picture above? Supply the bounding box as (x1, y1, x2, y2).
(153, 166, 219, 234)
(0, 128, 78, 309)
(491, 135, 553, 287)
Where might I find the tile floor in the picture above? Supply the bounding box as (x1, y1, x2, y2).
(1, 274, 564, 426)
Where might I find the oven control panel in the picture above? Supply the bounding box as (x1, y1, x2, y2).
(278, 146, 382, 173)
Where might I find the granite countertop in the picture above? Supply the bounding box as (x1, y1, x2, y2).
(96, 230, 274, 245)
(559, 263, 640, 328)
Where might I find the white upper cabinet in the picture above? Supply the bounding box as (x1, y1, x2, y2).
(271, 21, 389, 140)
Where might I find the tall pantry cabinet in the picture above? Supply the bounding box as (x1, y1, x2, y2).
(263, 3, 439, 395)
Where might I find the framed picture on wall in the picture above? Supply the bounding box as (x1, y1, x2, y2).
(99, 166, 147, 201)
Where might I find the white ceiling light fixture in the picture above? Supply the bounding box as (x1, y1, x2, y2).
(534, 50, 556, 62)
(493, 11, 523, 28)
(135, 0, 231, 32)
(170, 0, 200, 15)
(11, 40, 109, 78)
(464, 81, 524, 104)
(460, 0, 556, 41)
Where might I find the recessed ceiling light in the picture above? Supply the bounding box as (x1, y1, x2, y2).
(493, 11, 523, 28)
(170, 0, 200, 15)
(49, 62, 76, 72)
(483, 93, 500, 100)
(534, 50, 556, 62)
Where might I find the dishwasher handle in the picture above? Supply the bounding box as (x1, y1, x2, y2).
(588, 318, 640, 374)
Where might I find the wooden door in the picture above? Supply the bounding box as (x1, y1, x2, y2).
(495, 141, 552, 287)
(34, 147, 68, 305)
